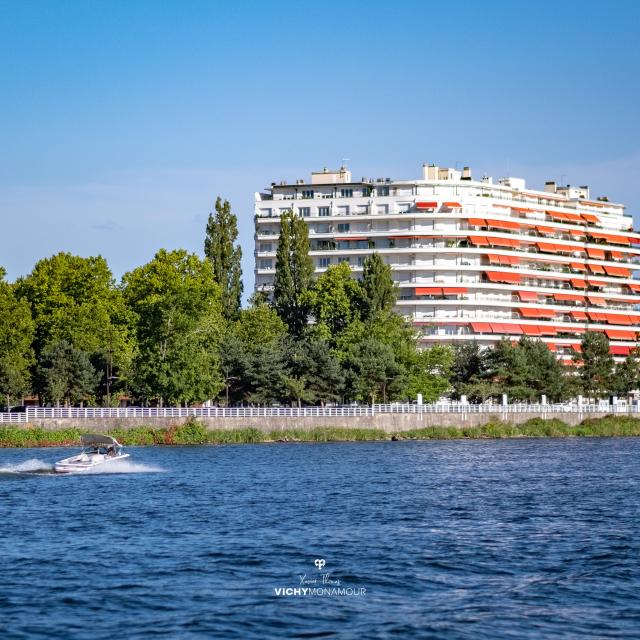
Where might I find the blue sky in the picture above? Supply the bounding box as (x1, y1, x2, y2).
(1, 0, 639, 297)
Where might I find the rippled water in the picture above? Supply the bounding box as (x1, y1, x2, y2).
(1, 438, 640, 639)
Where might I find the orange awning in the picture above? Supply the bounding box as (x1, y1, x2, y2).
(587, 247, 606, 259)
(588, 296, 606, 306)
(628, 283, 640, 292)
(415, 287, 442, 295)
(416, 201, 438, 209)
(512, 207, 533, 213)
(555, 293, 584, 302)
(488, 236, 520, 248)
(520, 307, 543, 318)
(522, 325, 542, 335)
(487, 254, 502, 265)
(443, 202, 462, 208)
(570, 278, 587, 288)
(611, 345, 631, 355)
(536, 225, 556, 234)
(581, 213, 599, 223)
(467, 218, 485, 226)
(469, 236, 489, 246)
(486, 219, 520, 231)
(471, 322, 492, 333)
(518, 291, 539, 302)
(547, 210, 583, 223)
(608, 314, 633, 325)
(569, 230, 585, 238)
(589, 232, 631, 245)
(589, 264, 606, 274)
(537, 242, 557, 252)
(605, 266, 632, 277)
(335, 236, 368, 241)
(570, 262, 587, 272)
(606, 329, 637, 340)
(610, 251, 624, 259)
(571, 310, 589, 321)
(486, 271, 522, 284)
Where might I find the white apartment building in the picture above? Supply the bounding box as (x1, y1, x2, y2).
(254, 164, 640, 361)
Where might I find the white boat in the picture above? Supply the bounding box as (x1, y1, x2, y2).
(54, 434, 130, 474)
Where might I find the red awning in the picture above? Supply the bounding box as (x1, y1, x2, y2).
(486, 271, 522, 284)
(471, 322, 492, 333)
(416, 201, 438, 209)
(335, 236, 368, 241)
(571, 310, 589, 321)
(588, 296, 606, 306)
(611, 345, 631, 355)
(581, 213, 599, 223)
(547, 210, 583, 222)
(628, 283, 640, 292)
(520, 307, 543, 318)
(488, 236, 520, 248)
(443, 202, 462, 208)
(570, 278, 587, 288)
(467, 218, 485, 226)
(537, 225, 556, 234)
(469, 236, 489, 246)
(607, 314, 633, 325)
(555, 293, 584, 302)
(486, 219, 521, 231)
(605, 266, 632, 277)
(570, 262, 587, 271)
(587, 247, 606, 259)
(589, 232, 630, 245)
(610, 251, 624, 259)
(589, 264, 606, 274)
(606, 329, 637, 340)
(569, 230, 585, 238)
(518, 291, 540, 302)
(415, 287, 442, 295)
(537, 242, 557, 252)
(522, 325, 542, 335)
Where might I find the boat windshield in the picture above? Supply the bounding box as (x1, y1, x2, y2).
(84, 446, 114, 455)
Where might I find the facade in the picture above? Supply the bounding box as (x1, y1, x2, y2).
(254, 164, 640, 361)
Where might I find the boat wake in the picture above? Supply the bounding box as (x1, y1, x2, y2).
(0, 458, 163, 476)
(0, 459, 54, 474)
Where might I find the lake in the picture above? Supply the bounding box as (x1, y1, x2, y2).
(1, 438, 639, 639)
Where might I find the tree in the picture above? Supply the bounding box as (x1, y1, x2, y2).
(218, 330, 250, 406)
(122, 249, 224, 406)
(0, 268, 35, 409)
(578, 331, 614, 400)
(15, 252, 135, 403)
(37, 340, 99, 407)
(405, 345, 454, 403)
(343, 337, 407, 403)
(517, 337, 570, 402)
(204, 197, 243, 320)
(246, 337, 291, 405)
(235, 295, 287, 355)
(273, 210, 314, 335)
(359, 253, 397, 321)
(451, 341, 486, 399)
(306, 262, 361, 339)
(613, 347, 640, 398)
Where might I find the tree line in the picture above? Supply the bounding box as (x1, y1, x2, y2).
(0, 203, 638, 408)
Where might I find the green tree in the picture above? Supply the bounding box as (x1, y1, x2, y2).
(451, 341, 486, 399)
(204, 197, 243, 320)
(37, 340, 99, 407)
(122, 249, 224, 406)
(15, 252, 135, 402)
(218, 330, 250, 406)
(0, 268, 35, 409)
(246, 337, 291, 405)
(613, 347, 640, 398)
(518, 337, 570, 402)
(359, 253, 397, 321)
(343, 337, 407, 403)
(235, 294, 287, 355)
(578, 331, 614, 400)
(306, 262, 361, 339)
(405, 345, 454, 403)
(273, 210, 314, 335)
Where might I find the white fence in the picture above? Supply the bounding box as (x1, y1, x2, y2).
(0, 402, 638, 424)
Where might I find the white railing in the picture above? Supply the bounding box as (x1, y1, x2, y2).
(0, 403, 637, 423)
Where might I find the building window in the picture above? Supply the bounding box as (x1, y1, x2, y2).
(337, 206, 349, 216)
(259, 243, 272, 252)
(397, 203, 410, 213)
(356, 256, 365, 266)
(299, 207, 310, 217)
(319, 206, 330, 217)
(337, 223, 350, 233)
(302, 190, 314, 199)
(259, 259, 273, 269)
(379, 186, 389, 196)
(340, 188, 353, 198)
(319, 257, 331, 268)
(363, 187, 371, 197)
(259, 208, 272, 217)
(376, 204, 388, 214)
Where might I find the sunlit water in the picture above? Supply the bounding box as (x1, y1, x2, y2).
(1, 438, 639, 639)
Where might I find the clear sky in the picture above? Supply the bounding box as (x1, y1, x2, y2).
(1, 0, 639, 297)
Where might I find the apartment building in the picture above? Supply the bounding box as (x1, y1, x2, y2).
(254, 164, 640, 361)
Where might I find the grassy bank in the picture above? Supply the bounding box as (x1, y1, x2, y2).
(2, 416, 640, 447)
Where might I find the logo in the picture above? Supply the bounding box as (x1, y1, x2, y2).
(273, 558, 367, 598)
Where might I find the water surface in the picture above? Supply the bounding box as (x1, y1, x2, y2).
(1, 438, 639, 638)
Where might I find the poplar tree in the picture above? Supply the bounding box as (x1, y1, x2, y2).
(204, 197, 243, 320)
(578, 331, 614, 400)
(359, 253, 397, 321)
(273, 210, 314, 335)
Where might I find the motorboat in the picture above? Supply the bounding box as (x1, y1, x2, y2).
(54, 434, 130, 474)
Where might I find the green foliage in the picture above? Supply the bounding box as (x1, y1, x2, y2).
(612, 347, 640, 397)
(405, 345, 454, 403)
(235, 297, 287, 354)
(358, 253, 397, 320)
(122, 249, 224, 406)
(273, 210, 314, 335)
(578, 331, 614, 399)
(204, 197, 243, 320)
(306, 262, 361, 338)
(37, 340, 100, 406)
(0, 269, 35, 408)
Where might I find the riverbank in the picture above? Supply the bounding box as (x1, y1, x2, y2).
(2, 416, 640, 447)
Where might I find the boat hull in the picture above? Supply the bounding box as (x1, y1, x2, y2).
(54, 453, 130, 474)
